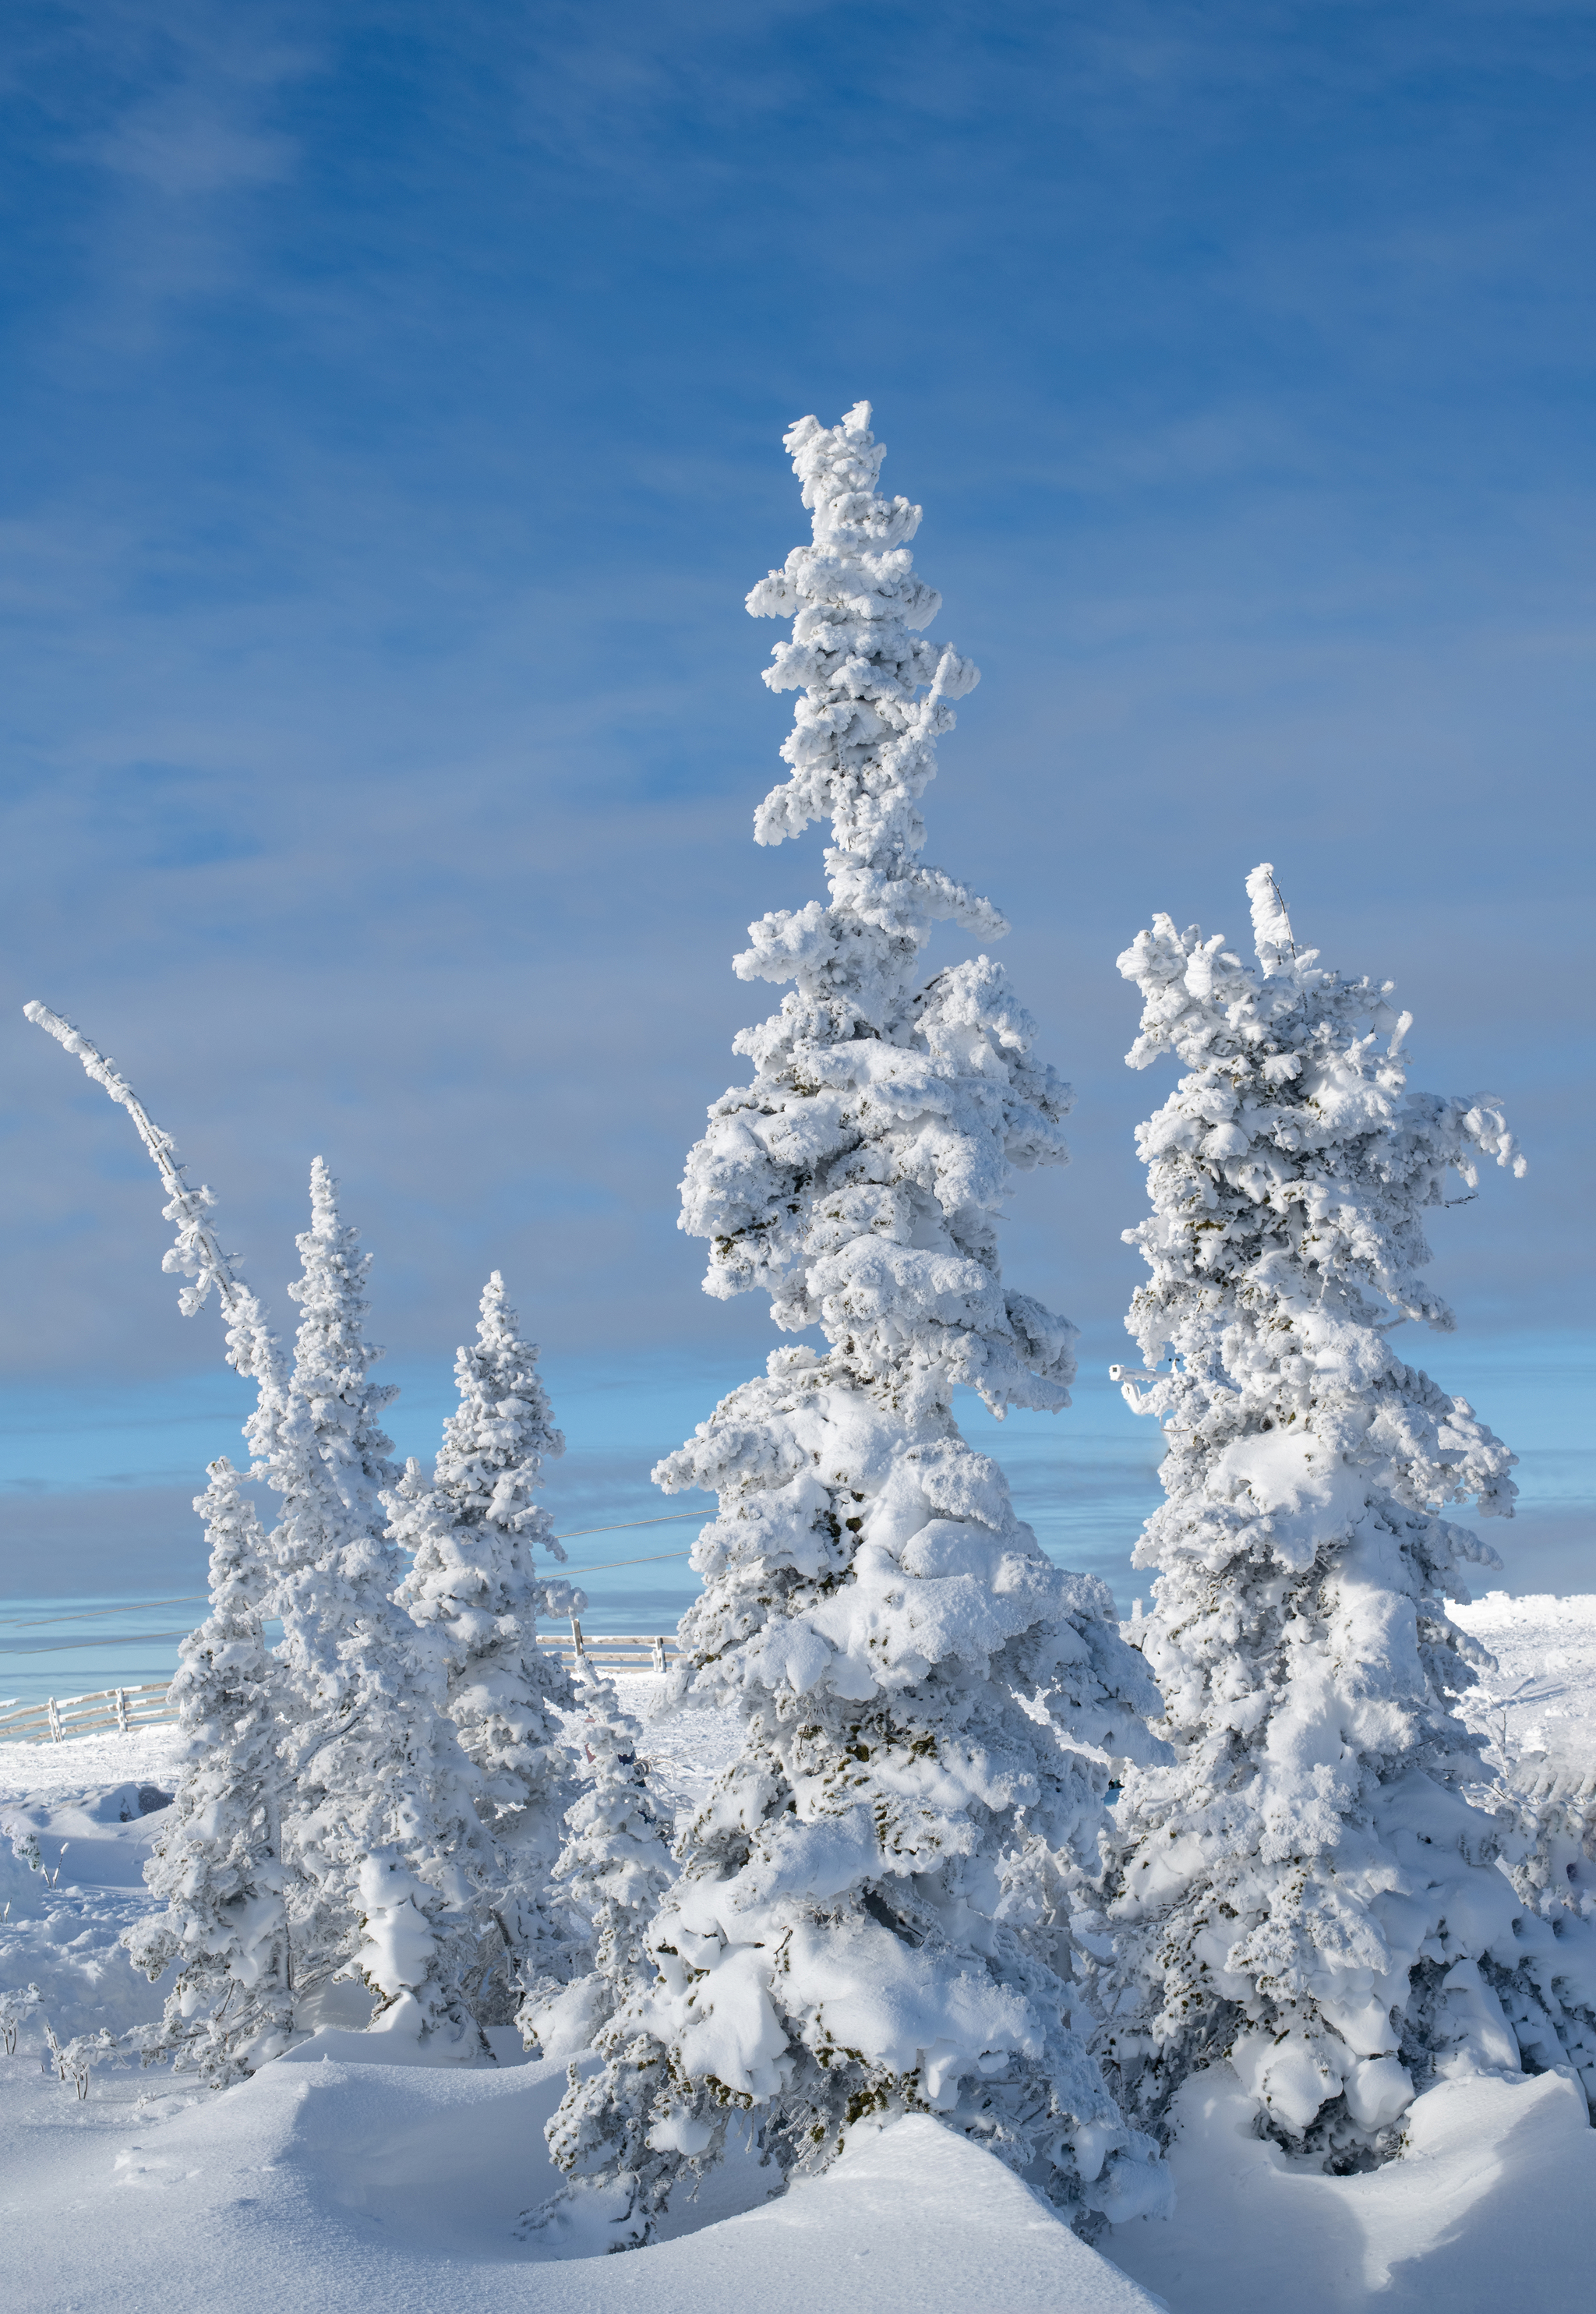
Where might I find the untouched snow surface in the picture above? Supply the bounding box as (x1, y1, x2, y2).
(5, 1609, 1596, 2310)
(0, 2058, 1161, 2314)
(1105, 2068, 1594, 2314)
(1453, 1591, 1596, 1767)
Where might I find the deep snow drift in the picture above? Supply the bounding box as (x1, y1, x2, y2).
(3, 1598, 1594, 2314)
(2, 2058, 1162, 2314)
(0, 1694, 1155, 2314)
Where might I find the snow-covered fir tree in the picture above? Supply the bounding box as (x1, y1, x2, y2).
(1090, 864, 1534, 2162)
(269, 1159, 496, 2051)
(532, 1671, 675, 2064)
(125, 1458, 291, 2084)
(21, 1007, 300, 2083)
(538, 404, 1168, 2246)
(387, 1272, 584, 2026)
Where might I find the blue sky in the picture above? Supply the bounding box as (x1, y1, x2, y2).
(2, 1, 1591, 1632)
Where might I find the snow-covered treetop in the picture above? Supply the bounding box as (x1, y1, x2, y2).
(679, 404, 1075, 1418)
(431, 1272, 565, 1545)
(1115, 864, 1526, 1529)
(276, 1157, 397, 1558)
(391, 1270, 580, 1833)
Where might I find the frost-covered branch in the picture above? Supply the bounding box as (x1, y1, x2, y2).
(23, 1000, 283, 1414)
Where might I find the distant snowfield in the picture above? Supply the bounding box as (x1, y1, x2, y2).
(1453, 1590, 1596, 1765)
(2, 1602, 1594, 2314)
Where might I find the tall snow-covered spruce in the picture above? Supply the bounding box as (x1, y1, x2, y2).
(125, 1458, 291, 2084)
(1093, 866, 1530, 2161)
(270, 1160, 495, 2051)
(539, 404, 1168, 2242)
(387, 1272, 584, 2026)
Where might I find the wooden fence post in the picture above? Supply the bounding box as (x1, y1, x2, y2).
(569, 1616, 586, 1666)
(47, 1696, 62, 1743)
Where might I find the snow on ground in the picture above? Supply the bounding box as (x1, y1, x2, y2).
(1453, 1591, 1596, 1772)
(0, 2058, 1160, 2314)
(1103, 2068, 1595, 2314)
(0, 1681, 1156, 2312)
(1, 1725, 185, 2048)
(4, 1634, 1595, 2312)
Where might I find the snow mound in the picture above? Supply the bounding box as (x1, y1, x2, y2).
(1, 2051, 1163, 2314)
(1103, 2068, 1595, 2314)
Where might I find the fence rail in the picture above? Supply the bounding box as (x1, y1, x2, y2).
(539, 1622, 682, 1675)
(0, 1623, 681, 1744)
(0, 1682, 176, 1746)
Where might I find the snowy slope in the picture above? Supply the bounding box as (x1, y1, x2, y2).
(5, 1625, 1595, 2312)
(0, 2054, 1161, 2314)
(0, 1688, 1160, 2312)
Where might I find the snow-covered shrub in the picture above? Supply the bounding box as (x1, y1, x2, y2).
(268, 1160, 496, 2052)
(1092, 864, 1532, 2163)
(1490, 1744, 1596, 2106)
(540, 403, 1168, 2245)
(0, 1981, 41, 2057)
(125, 1457, 292, 2083)
(387, 1272, 584, 2026)
(531, 1671, 674, 2065)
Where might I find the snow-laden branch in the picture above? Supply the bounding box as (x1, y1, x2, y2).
(23, 1000, 282, 1401)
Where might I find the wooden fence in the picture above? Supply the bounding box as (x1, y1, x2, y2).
(0, 1682, 176, 1746)
(0, 1623, 681, 1745)
(538, 1622, 682, 1676)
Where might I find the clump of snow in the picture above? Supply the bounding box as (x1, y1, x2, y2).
(1, 1769, 175, 2058)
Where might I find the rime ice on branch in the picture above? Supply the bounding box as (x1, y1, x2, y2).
(1092, 866, 1534, 2158)
(539, 405, 1167, 2244)
(21, 1002, 284, 1437)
